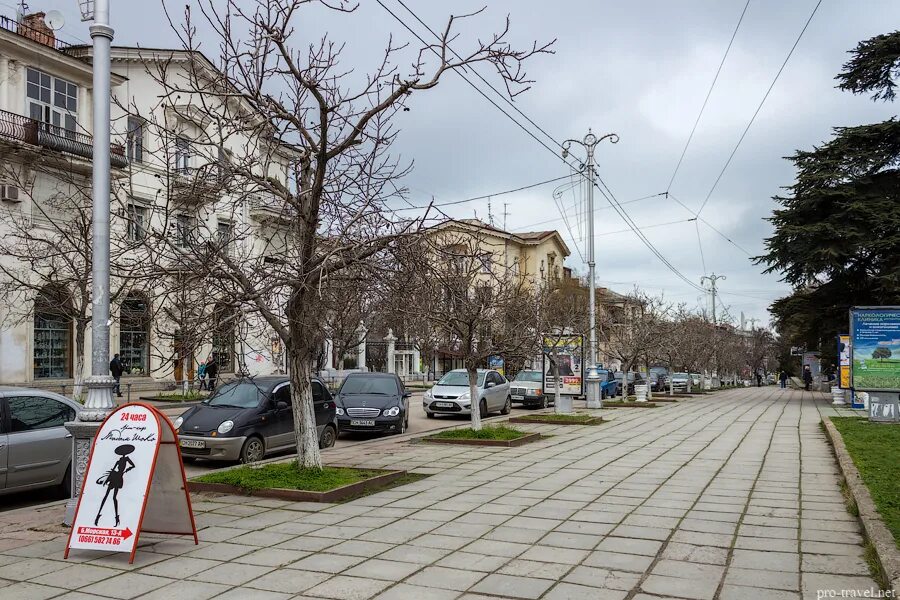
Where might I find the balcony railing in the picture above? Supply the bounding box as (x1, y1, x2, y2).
(0, 14, 75, 53)
(0, 109, 127, 167)
(249, 192, 296, 222)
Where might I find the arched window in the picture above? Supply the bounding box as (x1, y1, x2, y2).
(33, 286, 72, 379)
(119, 293, 150, 376)
(212, 304, 235, 373)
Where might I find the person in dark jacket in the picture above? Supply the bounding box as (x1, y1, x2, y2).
(802, 365, 813, 391)
(205, 356, 219, 391)
(109, 354, 124, 397)
(779, 370, 788, 389)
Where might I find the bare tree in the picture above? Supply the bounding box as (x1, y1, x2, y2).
(136, 1, 552, 465)
(602, 290, 669, 399)
(537, 277, 589, 413)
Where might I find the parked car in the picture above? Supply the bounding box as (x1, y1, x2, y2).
(595, 368, 617, 399)
(423, 369, 511, 418)
(510, 370, 549, 408)
(0, 387, 79, 497)
(175, 376, 337, 463)
(670, 372, 690, 391)
(613, 371, 647, 396)
(334, 373, 410, 435)
(648, 366, 669, 392)
(690, 373, 702, 387)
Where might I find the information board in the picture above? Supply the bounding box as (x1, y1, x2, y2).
(838, 334, 851, 389)
(65, 403, 197, 563)
(850, 307, 900, 392)
(542, 334, 584, 396)
(869, 392, 900, 423)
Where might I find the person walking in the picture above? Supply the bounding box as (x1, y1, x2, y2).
(109, 353, 124, 397)
(755, 371, 762, 387)
(779, 370, 788, 389)
(802, 365, 813, 391)
(205, 356, 219, 391)
(197, 360, 207, 391)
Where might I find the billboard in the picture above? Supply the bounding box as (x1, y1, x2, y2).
(541, 334, 584, 396)
(850, 307, 900, 392)
(838, 334, 851, 389)
(488, 355, 504, 376)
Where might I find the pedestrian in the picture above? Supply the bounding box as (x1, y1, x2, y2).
(205, 356, 219, 391)
(197, 360, 207, 391)
(779, 370, 788, 389)
(755, 371, 762, 387)
(802, 365, 813, 391)
(109, 353, 124, 397)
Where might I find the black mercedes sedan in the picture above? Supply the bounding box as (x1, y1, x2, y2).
(334, 373, 410, 436)
(174, 376, 337, 463)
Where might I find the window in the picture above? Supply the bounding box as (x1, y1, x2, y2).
(217, 221, 233, 256)
(273, 384, 291, 406)
(7, 396, 74, 432)
(33, 287, 71, 379)
(127, 116, 143, 162)
(26, 68, 77, 134)
(127, 203, 147, 241)
(212, 304, 235, 373)
(174, 214, 195, 248)
(312, 381, 324, 402)
(173, 136, 191, 175)
(119, 294, 150, 376)
(479, 253, 492, 274)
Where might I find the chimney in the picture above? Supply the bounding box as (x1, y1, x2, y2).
(18, 13, 56, 49)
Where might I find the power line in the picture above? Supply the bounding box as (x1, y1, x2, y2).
(391, 174, 571, 212)
(695, 0, 823, 216)
(667, 192, 753, 256)
(513, 192, 666, 232)
(695, 220, 708, 275)
(666, 0, 751, 193)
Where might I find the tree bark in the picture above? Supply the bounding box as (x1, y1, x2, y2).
(468, 366, 482, 431)
(288, 350, 323, 469)
(72, 320, 87, 401)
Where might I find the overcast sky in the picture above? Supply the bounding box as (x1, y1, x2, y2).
(24, 0, 900, 327)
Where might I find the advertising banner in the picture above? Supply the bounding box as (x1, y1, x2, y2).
(850, 307, 900, 392)
(541, 334, 584, 396)
(838, 334, 851, 389)
(488, 355, 505, 376)
(66, 403, 197, 563)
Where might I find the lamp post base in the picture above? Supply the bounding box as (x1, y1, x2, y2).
(585, 367, 602, 409)
(63, 375, 116, 526)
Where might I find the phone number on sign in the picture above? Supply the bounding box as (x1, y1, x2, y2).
(77, 535, 122, 545)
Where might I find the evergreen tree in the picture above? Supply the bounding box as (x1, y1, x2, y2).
(758, 31, 900, 367)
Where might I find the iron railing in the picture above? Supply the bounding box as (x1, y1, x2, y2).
(0, 14, 75, 53)
(0, 109, 127, 167)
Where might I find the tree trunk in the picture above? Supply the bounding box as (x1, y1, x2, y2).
(72, 321, 87, 401)
(668, 367, 673, 396)
(468, 366, 482, 431)
(288, 350, 323, 468)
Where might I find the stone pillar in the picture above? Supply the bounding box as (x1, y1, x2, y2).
(412, 346, 421, 375)
(324, 339, 334, 370)
(384, 329, 397, 374)
(356, 322, 367, 371)
(0, 57, 8, 112)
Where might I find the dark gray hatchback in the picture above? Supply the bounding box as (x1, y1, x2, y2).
(334, 373, 410, 436)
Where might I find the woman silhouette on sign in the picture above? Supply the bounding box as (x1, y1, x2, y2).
(94, 444, 136, 527)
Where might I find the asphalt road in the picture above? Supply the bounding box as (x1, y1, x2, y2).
(0, 391, 540, 510)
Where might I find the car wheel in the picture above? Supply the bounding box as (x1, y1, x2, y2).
(398, 415, 408, 435)
(479, 399, 488, 418)
(319, 425, 337, 449)
(501, 396, 512, 415)
(240, 436, 265, 463)
(426, 412, 435, 419)
(59, 464, 71, 498)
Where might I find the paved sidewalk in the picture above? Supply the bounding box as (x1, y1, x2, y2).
(0, 387, 881, 600)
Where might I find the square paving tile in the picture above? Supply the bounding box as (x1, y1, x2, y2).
(305, 575, 392, 600)
(470, 573, 555, 599)
(79, 573, 175, 599)
(405, 566, 487, 591)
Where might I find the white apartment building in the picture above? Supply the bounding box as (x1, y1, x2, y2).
(0, 12, 290, 389)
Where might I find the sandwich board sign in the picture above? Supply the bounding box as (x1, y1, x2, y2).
(65, 403, 198, 563)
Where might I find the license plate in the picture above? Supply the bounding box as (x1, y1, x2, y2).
(350, 419, 375, 426)
(434, 402, 455, 408)
(179, 439, 204, 449)
(512, 395, 524, 400)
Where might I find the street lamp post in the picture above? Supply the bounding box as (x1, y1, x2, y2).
(562, 130, 617, 409)
(63, 0, 116, 526)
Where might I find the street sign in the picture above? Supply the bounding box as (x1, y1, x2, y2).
(850, 307, 900, 392)
(65, 403, 197, 563)
(869, 392, 900, 423)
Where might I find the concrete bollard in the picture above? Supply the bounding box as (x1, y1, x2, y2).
(831, 386, 845, 405)
(635, 384, 648, 403)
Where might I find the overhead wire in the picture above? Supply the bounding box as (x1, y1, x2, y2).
(390, 174, 571, 212)
(695, 0, 823, 216)
(666, 0, 751, 193)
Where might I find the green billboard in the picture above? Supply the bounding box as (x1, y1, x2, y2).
(850, 307, 900, 392)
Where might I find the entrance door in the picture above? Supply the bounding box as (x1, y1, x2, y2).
(173, 338, 195, 384)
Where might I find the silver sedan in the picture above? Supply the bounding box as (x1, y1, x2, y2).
(423, 368, 512, 417)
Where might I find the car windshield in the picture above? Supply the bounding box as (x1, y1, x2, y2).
(674, 372, 688, 379)
(614, 373, 624, 380)
(514, 371, 542, 383)
(206, 382, 263, 408)
(340, 376, 398, 395)
(438, 371, 486, 387)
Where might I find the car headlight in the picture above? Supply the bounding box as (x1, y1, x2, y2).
(336, 407, 345, 416)
(383, 406, 401, 417)
(173, 416, 183, 429)
(424, 389, 433, 399)
(217, 420, 234, 435)
(535, 389, 542, 396)
(458, 391, 470, 401)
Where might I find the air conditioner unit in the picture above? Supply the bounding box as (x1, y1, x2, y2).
(0, 184, 20, 202)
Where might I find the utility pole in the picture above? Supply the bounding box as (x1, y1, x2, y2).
(562, 129, 618, 409)
(700, 273, 726, 390)
(64, 0, 116, 526)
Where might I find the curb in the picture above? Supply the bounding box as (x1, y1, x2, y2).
(418, 432, 542, 447)
(188, 469, 407, 503)
(822, 416, 900, 594)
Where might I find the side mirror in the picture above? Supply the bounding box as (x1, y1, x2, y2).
(486, 382, 496, 389)
(276, 401, 289, 410)
(402, 392, 411, 398)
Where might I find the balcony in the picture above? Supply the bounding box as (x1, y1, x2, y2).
(0, 109, 127, 167)
(0, 14, 74, 53)
(169, 166, 222, 206)
(249, 192, 296, 224)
